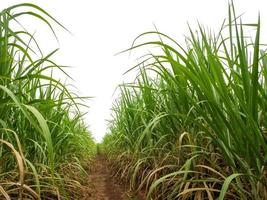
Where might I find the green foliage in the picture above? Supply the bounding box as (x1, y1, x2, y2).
(0, 3, 95, 199)
(103, 3, 267, 199)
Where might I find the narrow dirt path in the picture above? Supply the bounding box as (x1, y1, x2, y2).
(84, 155, 129, 200)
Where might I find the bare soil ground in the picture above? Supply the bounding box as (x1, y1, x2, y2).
(83, 155, 143, 200)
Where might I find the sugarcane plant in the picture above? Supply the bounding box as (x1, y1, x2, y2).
(103, 2, 267, 199)
(0, 3, 95, 199)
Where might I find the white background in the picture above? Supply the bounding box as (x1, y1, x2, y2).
(1, 0, 266, 142)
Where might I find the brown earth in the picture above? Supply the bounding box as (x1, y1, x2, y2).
(83, 155, 143, 200)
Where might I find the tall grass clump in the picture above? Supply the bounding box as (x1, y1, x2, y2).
(103, 3, 267, 200)
(0, 3, 96, 199)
